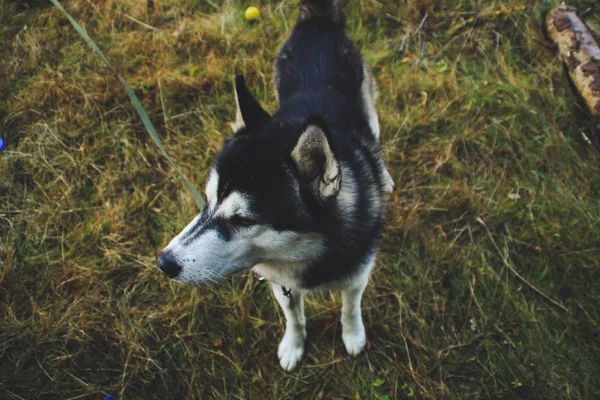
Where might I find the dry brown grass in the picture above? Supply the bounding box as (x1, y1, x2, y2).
(1, 0, 600, 399)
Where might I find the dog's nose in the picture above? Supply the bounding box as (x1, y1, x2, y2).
(157, 251, 182, 278)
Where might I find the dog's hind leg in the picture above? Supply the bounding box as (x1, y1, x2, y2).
(362, 64, 395, 193)
(341, 262, 372, 356)
(361, 64, 381, 141)
(270, 282, 306, 371)
(382, 164, 395, 193)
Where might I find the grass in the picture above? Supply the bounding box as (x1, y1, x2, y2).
(1, 0, 600, 398)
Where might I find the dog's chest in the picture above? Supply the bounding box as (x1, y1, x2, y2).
(252, 263, 305, 291)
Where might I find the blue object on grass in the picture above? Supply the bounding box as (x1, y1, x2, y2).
(0, 137, 4, 151)
(104, 396, 117, 400)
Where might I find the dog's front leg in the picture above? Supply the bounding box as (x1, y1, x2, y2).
(270, 282, 306, 371)
(341, 275, 369, 356)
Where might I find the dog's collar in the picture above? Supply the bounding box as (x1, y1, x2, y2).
(281, 286, 292, 299)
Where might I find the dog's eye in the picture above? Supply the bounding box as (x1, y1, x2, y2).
(231, 215, 257, 227)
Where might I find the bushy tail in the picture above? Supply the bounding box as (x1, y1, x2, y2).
(299, 0, 347, 24)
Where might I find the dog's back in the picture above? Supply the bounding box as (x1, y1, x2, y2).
(275, 7, 363, 103)
(273, 0, 381, 166)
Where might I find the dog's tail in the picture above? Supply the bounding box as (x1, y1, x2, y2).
(299, 0, 347, 24)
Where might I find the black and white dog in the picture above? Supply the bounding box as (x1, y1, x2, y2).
(157, 0, 394, 371)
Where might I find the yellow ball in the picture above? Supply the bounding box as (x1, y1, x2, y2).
(245, 6, 260, 21)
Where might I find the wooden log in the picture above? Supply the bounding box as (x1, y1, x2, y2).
(546, 4, 600, 118)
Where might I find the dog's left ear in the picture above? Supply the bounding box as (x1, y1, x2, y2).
(290, 115, 341, 199)
(233, 75, 270, 131)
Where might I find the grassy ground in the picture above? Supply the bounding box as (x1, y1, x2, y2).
(1, 0, 600, 398)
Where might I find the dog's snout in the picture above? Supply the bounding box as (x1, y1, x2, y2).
(157, 251, 182, 279)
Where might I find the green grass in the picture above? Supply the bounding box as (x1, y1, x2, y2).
(1, 0, 600, 398)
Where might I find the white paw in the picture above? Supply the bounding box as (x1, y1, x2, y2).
(343, 328, 367, 356)
(277, 330, 306, 371)
(383, 168, 395, 193)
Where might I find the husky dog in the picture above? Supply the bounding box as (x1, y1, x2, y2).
(157, 0, 394, 371)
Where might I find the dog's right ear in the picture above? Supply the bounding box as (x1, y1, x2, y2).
(290, 116, 341, 200)
(232, 75, 270, 131)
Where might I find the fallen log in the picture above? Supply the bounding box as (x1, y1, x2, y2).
(546, 4, 600, 119)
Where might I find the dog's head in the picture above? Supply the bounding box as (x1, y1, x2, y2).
(157, 76, 343, 284)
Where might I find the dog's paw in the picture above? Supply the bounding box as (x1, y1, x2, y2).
(342, 328, 367, 356)
(278, 330, 306, 371)
(383, 168, 395, 193)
